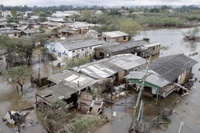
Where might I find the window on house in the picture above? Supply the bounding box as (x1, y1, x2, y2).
(82, 49, 84, 51)
(73, 51, 75, 52)
(90, 47, 92, 49)
(58, 52, 61, 57)
(123, 36, 126, 40)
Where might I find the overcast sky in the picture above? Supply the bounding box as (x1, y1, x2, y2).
(1, 0, 200, 7)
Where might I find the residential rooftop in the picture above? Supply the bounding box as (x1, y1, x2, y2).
(59, 39, 104, 51)
(95, 40, 150, 52)
(73, 54, 146, 79)
(149, 54, 198, 82)
(126, 70, 170, 88)
(48, 70, 98, 91)
(102, 31, 129, 38)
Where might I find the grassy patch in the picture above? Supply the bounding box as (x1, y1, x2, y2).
(64, 115, 106, 133)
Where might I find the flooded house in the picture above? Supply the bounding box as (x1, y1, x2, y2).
(94, 39, 160, 59)
(135, 42, 161, 58)
(49, 39, 104, 62)
(73, 54, 147, 83)
(126, 70, 174, 98)
(102, 31, 130, 43)
(36, 70, 98, 107)
(66, 22, 97, 34)
(126, 54, 198, 98)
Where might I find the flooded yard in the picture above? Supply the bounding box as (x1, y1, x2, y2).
(0, 28, 200, 133)
(97, 28, 200, 133)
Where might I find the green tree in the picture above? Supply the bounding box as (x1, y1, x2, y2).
(7, 65, 31, 93)
(0, 35, 36, 66)
(119, 19, 142, 39)
(11, 9, 17, 17)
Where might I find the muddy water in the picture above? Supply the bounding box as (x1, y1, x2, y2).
(97, 28, 200, 133)
(1, 28, 200, 133)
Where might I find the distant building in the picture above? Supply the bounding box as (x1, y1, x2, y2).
(102, 31, 130, 43)
(66, 22, 98, 34)
(20, 29, 40, 36)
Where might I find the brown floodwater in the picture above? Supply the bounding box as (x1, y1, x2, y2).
(97, 28, 200, 133)
(1, 28, 200, 133)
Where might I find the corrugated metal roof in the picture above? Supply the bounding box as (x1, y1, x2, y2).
(61, 39, 103, 50)
(96, 40, 149, 52)
(80, 63, 117, 79)
(74, 54, 146, 79)
(108, 54, 146, 71)
(149, 54, 198, 82)
(37, 84, 77, 103)
(48, 70, 98, 90)
(126, 70, 170, 88)
(102, 31, 129, 38)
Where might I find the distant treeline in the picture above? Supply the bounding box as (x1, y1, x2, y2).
(0, 4, 200, 12)
(0, 4, 105, 12)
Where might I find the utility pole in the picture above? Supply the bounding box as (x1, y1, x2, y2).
(38, 54, 41, 87)
(178, 122, 184, 133)
(129, 56, 151, 132)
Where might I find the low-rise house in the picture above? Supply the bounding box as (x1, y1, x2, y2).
(126, 70, 174, 98)
(0, 22, 7, 28)
(94, 40, 149, 59)
(1, 10, 12, 18)
(66, 22, 97, 34)
(28, 15, 40, 24)
(126, 54, 198, 98)
(52, 11, 80, 18)
(74, 54, 147, 83)
(49, 39, 104, 61)
(135, 43, 161, 57)
(57, 27, 78, 37)
(40, 22, 64, 29)
(20, 30, 40, 37)
(47, 17, 65, 23)
(0, 28, 20, 38)
(36, 70, 98, 106)
(102, 31, 130, 43)
(149, 54, 197, 85)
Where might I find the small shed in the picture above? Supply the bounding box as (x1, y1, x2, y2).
(36, 70, 99, 106)
(136, 43, 161, 57)
(77, 92, 104, 115)
(102, 31, 130, 43)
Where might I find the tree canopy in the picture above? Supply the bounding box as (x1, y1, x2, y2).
(119, 19, 142, 38)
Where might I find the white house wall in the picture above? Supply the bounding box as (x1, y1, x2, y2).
(51, 42, 68, 62)
(52, 42, 103, 60)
